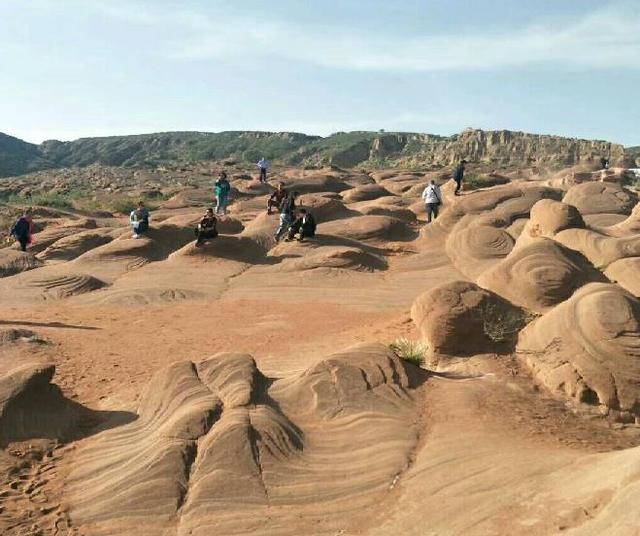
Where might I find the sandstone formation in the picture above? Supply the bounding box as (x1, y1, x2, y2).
(320, 215, 415, 242)
(562, 182, 637, 215)
(477, 238, 605, 313)
(0, 349, 94, 447)
(411, 281, 525, 355)
(554, 228, 640, 268)
(0, 249, 42, 277)
(516, 199, 584, 246)
(65, 344, 417, 535)
(517, 283, 640, 422)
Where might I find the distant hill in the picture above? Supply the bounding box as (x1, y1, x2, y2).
(0, 129, 633, 178)
(0, 133, 50, 177)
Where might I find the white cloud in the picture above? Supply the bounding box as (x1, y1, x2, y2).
(98, 2, 640, 71)
(11, 1, 639, 71)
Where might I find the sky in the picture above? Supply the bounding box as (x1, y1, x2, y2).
(1, 0, 639, 146)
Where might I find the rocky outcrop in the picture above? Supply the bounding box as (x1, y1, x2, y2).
(517, 283, 640, 422)
(411, 281, 527, 355)
(65, 344, 417, 535)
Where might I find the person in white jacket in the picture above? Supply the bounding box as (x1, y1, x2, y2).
(257, 157, 269, 183)
(421, 180, 442, 223)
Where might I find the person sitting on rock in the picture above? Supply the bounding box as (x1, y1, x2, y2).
(267, 182, 288, 215)
(421, 179, 442, 223)
(10, 210, 33, 252)
(285, 208, 316, 242)
(130, 201, 150, 238)
(275, 191, 299, 242)
(600, 156, 610, 170)
(214, 172, 231, 215)
(195, 208, 218, 246)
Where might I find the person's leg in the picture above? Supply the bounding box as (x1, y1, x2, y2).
(454, 180, 461, 195)
(261, 168, 267, 182)
(275, 214, 290, 242)
(215, 195, 222, 214)
(433, 204, 439, 220)
(221, 195, 229, 215)
(19, 237, 28, 251)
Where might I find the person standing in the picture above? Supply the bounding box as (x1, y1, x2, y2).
(257, 157, 269, 183)
(453, 159, 466, 196)
(600, 156, 610, 170)
(214, 172, 231, 215)
(10, 210, 33, 251)
(421, 180, 442, 223)
(275, 191, 299, 242)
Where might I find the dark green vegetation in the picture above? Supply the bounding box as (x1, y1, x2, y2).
(0, 129, 634, 178)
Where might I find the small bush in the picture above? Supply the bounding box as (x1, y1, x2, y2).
(464, 174, 484, 190)
(3, 192, 76, 211)
(480, 303, 536, 343)
(389, 337, 429, 366)
(108, 197, 139, 214)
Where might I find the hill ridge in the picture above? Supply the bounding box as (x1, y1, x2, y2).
(0, 128, 632, 178)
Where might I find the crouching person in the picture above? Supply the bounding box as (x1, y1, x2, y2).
(130, 201, 150, 238)
(267, 182, 288, 215)
(195, 208, 218, 246)
(286, 209, 316, 242)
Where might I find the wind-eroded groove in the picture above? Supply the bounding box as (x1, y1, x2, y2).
(248, 411, 270, 501)
(176, 403, 222, 513)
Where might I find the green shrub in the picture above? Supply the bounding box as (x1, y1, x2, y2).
(108, 196, 139, 214)
(480, 303, 537, 343)
(1, 192, 76, 210)
(389, 337, 429, 366)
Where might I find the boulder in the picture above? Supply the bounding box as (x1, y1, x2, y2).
(411, 281, 526, 355)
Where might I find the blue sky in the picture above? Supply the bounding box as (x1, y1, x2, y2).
(1, 0, 639, 145)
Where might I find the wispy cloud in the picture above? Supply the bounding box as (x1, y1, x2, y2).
(79, 1, 640, 71)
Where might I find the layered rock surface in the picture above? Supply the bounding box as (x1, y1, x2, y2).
(65, 344, 418, 535)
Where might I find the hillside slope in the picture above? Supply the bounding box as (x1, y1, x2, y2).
(0, 133, 50, 177)
(0, 129, 631, 178)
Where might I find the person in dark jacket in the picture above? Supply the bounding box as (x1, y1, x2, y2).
(10, 210, 33, 252)
(267, 182, 288, 214)
(130, 201, 150, 238)
(286, 209, 316, 242)
(454, 159, 466, 196)
(194, 208, 218, 246)
(274, 191, 299, 242)
(600, 156, 610, 170)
